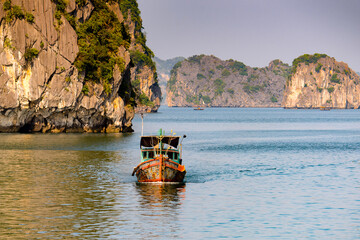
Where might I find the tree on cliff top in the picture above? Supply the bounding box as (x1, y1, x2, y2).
(291, 53, 328, 74)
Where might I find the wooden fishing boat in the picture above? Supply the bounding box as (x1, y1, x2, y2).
(132, 130, 186, 183)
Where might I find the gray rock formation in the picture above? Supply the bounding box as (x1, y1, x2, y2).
(282, 54, 360, 109)
(0, 0, 160, 132)
(167, 55, 290, 107)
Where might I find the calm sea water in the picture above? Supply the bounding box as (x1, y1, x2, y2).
(1, 107, 360, 239)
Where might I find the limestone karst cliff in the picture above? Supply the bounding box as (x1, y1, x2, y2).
(282, 54, 360, 109)
(166, 55, 290, 107)
(0, 0, 160, 133)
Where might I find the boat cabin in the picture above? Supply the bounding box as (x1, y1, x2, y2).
(140, 135, 182, 164)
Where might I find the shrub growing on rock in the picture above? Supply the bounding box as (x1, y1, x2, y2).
(315, 63, 323, 73)
(271, 96, 278, 102)
(330, 74, 341, 84)
(229, 61, 247, 76)
(327, 86, 335, 93)
(3, 0, 11, 11)
(197, 73, 206, 80)
(3, 1, 34, 24)
(82, 85, 89, 95)
(214, 79, 225, 95)
(24, 48, 39, 62)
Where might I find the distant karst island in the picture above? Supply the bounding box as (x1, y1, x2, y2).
(159, 54, 360, 109)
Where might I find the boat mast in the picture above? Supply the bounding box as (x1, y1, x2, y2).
(141, 113, 144, 136)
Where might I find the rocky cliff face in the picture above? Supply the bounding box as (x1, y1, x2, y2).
(0, 0, 160, 132)
(282, 54, 360, 109)
(167, 55, 290, 107)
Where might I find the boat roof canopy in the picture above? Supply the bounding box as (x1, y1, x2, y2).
(140, 136, 180, 148)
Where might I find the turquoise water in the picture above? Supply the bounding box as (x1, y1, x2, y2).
(1, 107, 360, 239)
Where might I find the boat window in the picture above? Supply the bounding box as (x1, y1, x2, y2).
(148, 151, 154, 158)
(173, 152, 178, 160)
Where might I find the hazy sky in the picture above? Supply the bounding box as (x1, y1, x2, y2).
(137, 0, 360, 71)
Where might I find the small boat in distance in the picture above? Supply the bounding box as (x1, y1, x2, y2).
(320, 106, 331, 111)
(132, 129, 186, 183)
(193, 106, 204, 110)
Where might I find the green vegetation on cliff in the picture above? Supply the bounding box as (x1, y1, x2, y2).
(187, 55, 205, 64)
(119, 0, 141, 31)
(214, 79, 225, 95)
(291, 53, 328, 74)
(271, 96, 278, 102)
(51, 0, 155, 76)
(197, 73, 206, 80)
(315, 63, 323, 73)
(327, 86, 335, 93)
(201, 95, 211, 104)
(130, 50, 155, 71)
(51, 0, 132, 88)
(3, 0, 35, 23)
(221, 69, 231, 77)
(119, 0, 155, 70)
(330, 74, 341, 83)
(139, 93, 155, 107)
(243, 84, 263, 94)
(74, 1, 129, 90)
(51, 0, 77, 28)
(228, 60, 248, 76)
(3, 37, 14, 50)
(24, 48, 39, 63)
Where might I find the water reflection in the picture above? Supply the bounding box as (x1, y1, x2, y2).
(0, 149, 122, 239)
(135, 183, 186, 207)
(131, 183, 186, 239)
(0, 133, 134, 151)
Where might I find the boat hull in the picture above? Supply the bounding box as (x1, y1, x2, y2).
(133, 156, 186, 183)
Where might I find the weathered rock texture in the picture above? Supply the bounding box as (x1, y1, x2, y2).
(0, 0, 160, 132)
(282, 54, 360, 109)
(167, 55, 290, 107)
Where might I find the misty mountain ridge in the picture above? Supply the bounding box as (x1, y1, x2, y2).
(153, 56, 185, 104)
(154, 56, 185, 77)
